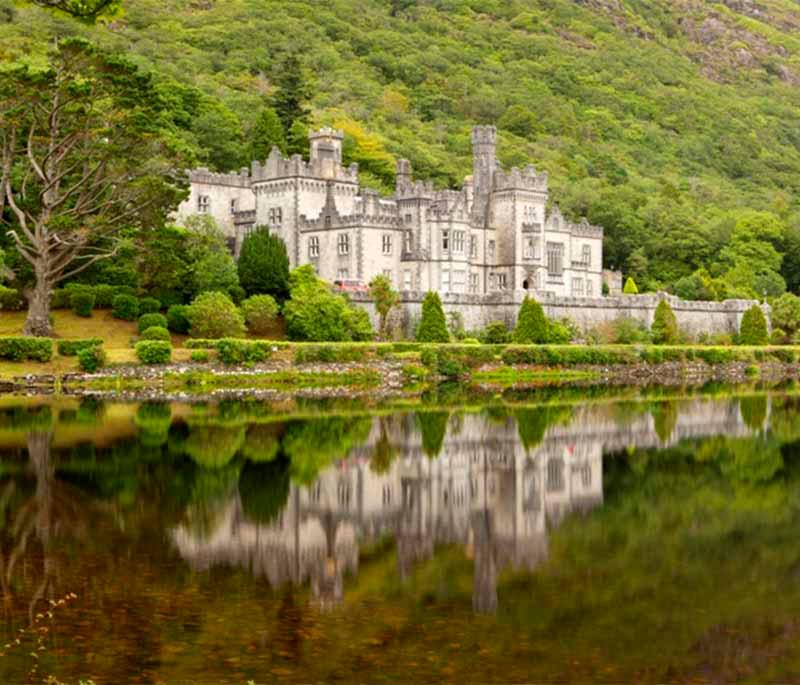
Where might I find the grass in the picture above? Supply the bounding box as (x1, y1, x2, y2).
(472, 368, 600, 385)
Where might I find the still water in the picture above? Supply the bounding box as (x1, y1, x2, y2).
(1, 390, 800, 683)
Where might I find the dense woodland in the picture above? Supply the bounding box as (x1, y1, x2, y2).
(4, 0, 800, 301)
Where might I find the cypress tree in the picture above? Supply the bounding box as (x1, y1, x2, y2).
(237, 228, 290, 301)
(416, 291, 449, 342)
(250, 106, 286, 160)
(513, 296, 548, 344)
(623, 277, 639, 294)
(272, 55, 311, 133)
(737, 305, 769, 345)
(651, 299, 679, 344)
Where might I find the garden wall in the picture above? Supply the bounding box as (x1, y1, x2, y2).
(350, 291, 768, 338)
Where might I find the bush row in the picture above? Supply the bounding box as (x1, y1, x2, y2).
(0, 337, 53, 362)
(52, 284, 136, 310)
(294, 345, 369, 364)
(135, 341, 172, 365)
(57, 338, 104, 356)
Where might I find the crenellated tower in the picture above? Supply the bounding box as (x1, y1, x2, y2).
(471, 125, 497, 220)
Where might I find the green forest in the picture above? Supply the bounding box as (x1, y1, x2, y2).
(4, 0, 800, 299)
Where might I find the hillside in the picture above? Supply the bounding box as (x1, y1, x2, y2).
(3, 0, 800, 291)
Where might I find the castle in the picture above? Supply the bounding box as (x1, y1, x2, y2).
(177, 126, 604, 298)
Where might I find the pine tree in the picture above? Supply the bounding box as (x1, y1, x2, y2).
(272, 55, 311, 134)
(237, 228, 290, 301)
(287, 120, 309, 157)
(737, 305, 769, 346)
(623, 277, 639, 294)
(250, 106, 286, 160)
(651, 299, 679, 344)
(416, 291, 449, 342)
(513, 296, 548, 344)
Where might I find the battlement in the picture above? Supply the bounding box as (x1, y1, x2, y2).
(472, 125, 497, 146)
(189, 167, 251, 188)
(251, 147, 359, 184)
(309, 127, 344, 142)
(493, 165, 549, 192)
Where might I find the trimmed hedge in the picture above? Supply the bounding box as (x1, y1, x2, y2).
(294, 344, 369, 364)
(70, 290, 95, 317)
(135, 340, 172, 364)
(0, 286, 24, 311)
(140, 326, 171, 342)
(139, 297, 162, 315)
(112, 294, 139, 321)
(0, 337, 53, 362)
(216, 339, 273, 365)
(51, 289, 71, 309)
(77, 345, 106, 373)
(166, 305, 191, 334)
(190, 349, 210, 363)
(57, 338, 104, 356)
(138, 313, 168, 334)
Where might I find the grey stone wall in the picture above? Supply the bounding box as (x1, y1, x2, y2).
(350, 291, 768, 339)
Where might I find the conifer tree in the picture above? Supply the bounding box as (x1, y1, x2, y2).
(513, 296, 548, 344)
(737, 305, 769, 346)
(416, 291, 449, 342)
(237, 228, 290, 301)
(651, 299, 679, 344)
(272, 55, 311, 134)
(250, 107, 286, 160)
(623, 277, 639, 295)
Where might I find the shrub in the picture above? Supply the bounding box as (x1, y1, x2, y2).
(613, 317, 650, 344)
(190, 350, 209, 363)
(166, 305, 191, 334)
(481, 320, 510, 344)
(51, 289, 71, 309)
(138, 313, 168, 334)
(771, 292, 800, 339)
(737, 305, 769, 346)
(77, 345, 106, 373)
(192, 251, 240, 300)
(0, 337, 53, 362)
(70, 290, 95, 317)
(186, 291, 246, 339)
(770, 327, 788, 345)
(514, 297, 548, 344)
(237, 228, 290, 300)
(140, 326, 171, 342)
(0, 286, 24, 311)
(138, 297, 161, 315)
(135, 340, 172, 364)
(92, 285, 117, 308)
(241, 294, 279, 335)
(547, 319, 573, 344)
(623, 277, 639, 294)
(57, 338, 103, 356)
(416, 292, 449, 342)
(651, 300, 679, 344)
(294, 344, 368, 364)
(112, 294, 139, 321)
(216, 339, 272, 365)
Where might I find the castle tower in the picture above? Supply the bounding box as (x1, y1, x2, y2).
(396, 159, 412, 194)
(309, 128, 344, 180)
(471, 125, 497, 219)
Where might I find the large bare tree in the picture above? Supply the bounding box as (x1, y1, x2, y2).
(0, 39, 185, 336)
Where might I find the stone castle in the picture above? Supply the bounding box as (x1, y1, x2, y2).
(178, 126, 604, 298)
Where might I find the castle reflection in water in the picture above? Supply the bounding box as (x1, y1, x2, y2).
(173, 399, 756, 612)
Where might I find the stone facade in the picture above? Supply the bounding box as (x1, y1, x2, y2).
(350, 290, 767, 338)
(176, 126, 604, 297)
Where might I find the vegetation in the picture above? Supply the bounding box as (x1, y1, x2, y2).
(186, 291, 245, 340)
(240, 295, 279, 335)
(112, 295, 139, 321)
(415, 292, 449, 343)
(737, 305, 769, 346)
(69, 290, 95, 318)
(369, 274, 399, 341)
(237, 229, 290, 301)
(166, 305, 191, 334)
(651, 299, 679, 345)
(623, 277, 639, 295)
(140, 326, 171, 342)
(135, 340, 172, 364)
(76, 344, 105, 372)
(513, 297, 548, 344)
(138, 313, 168, 334)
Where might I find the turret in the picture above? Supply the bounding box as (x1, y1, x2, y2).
(396, 158, 412, 193)
(309, 128, 344, 163)
(471, 125, 497, 218)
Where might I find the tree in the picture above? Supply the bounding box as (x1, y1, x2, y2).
(186, 291, 245, 339)
(513, 296, 548, 344)
(737, 305, 769, 346)
(651, 299, 679, 344)
(369, 274, 399, 340)
(627, 247, 649, 284)
(771, 293, 800, 341)
(249, 106, 286, 161)
(415, 291, 449, 342)
(0, 39, 184, 336)
(192, 251, 240, 299)
(623, 277, 639, 295)
(272, 55, 311, 136)
(137, 225, 192, 305)
(28, 0, 119, 19)
(237, 228, 290, 301)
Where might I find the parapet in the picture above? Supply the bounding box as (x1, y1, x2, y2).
(251, 146, 359, 184)
(309, 127, 344, 142)
(493, 165, 549, 192)
(189, 167, 251, 188)
(471, 125, 497, 146)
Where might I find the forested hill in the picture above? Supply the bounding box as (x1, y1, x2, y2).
(4, 0, 800, 294)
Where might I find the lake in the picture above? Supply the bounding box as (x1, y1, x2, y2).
(1, 387, 800, 684)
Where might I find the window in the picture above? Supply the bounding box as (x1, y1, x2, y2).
(582, 244, 592, 266)
(337, 268, 349, 280)
(230, 198, 238, 214)
(382, 233, 393, 255)
(497, 273, 507, 290)
(524, 205, 538, 221)
(404, 213, 413, 224)
(382, 269, 392, 283)
(488, 273, 496, 291)
(572, 278, 584, 296)
(453, 270, 466, 292)
(469, 273, 479, 293)
(470, 235, 478, 258)
(523, 237, 539, 260)
(403, 230, 413, 253)
(441, 270, 451, 292)
(308, 236, 320, 258)
(325, 215, 332, 228)
(403, 270, 412, 290)
(441, 230, 450, 253)
(337, 233, 350, 255)
(586, 279, 594, 297)
(268, 207, 283, 226)
(382, 485, 392, 506)
(546, 242, 564, 277)
(546, 459, 564, 492)
(581, 464, 592, 488)
(453, 231, 465, 253)
(488, 240, 496, 259)
(197, 195, 210, 213)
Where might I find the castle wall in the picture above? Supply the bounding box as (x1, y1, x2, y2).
(176, 169, 254, 240)
(349, 291, 767, 338)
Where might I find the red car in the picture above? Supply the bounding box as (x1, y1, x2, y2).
(333, 279, 369, 293)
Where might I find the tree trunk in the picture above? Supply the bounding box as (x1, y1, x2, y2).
(23, 270, 53, 337)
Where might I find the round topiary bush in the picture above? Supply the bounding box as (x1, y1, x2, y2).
(166, 305, 191, 334)
(415, 291, 449, 342)
(738, 305, 769, 346)
(481, 321, 510, 345)
(135, 340, 172, 364)
(70, 290, 95, 318)
(112, 294, 139, 321)
(186, 291, 245, 339)
(651, 299, 679, 345)
(77, 345, 106, 373)
(93, 285, 117, 308)
(138, 297, 161, 315)
(514, 296, 548, 344)
(138, 312, 168, 334)
(140, 326, 171, 342)
(241, 294, 279, 335)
